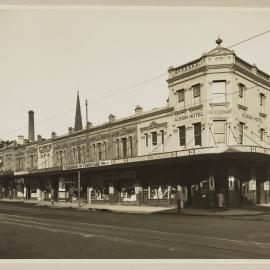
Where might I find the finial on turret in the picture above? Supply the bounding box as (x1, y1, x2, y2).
(216, 36, 223, 46)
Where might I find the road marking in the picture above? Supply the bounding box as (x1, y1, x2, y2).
(0, 213, 269, 247)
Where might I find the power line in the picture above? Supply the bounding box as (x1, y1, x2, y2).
(1, 29, 270, 138)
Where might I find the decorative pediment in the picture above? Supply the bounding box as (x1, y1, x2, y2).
(204, 46, 234, 57)
(39, 145, 52, 154)
(118, 127, 128, 137)
(140, 121, 168, 132)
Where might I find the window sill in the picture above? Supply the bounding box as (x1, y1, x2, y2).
(259, 112, 267, 118)
(188, 104, 203, 111)
(209, 102, 230, 107)
(238, 104, 248, 111)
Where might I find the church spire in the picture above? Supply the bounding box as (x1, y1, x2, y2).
(74, 91, 83, 131)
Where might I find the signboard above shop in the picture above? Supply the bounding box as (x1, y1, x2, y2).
(63, 160, 112, 171)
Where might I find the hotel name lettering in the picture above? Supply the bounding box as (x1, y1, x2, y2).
(175, 112, 203, 122)
(242, 113, 262, 123)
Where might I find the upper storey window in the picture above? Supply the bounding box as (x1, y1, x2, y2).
(212, 80, 226, 103)
(192, 84, 201, 106)
(260, 93, 266, 113)
(177, 89, 185, 108)
(151, 132, 157, 146)
(239, 83, 245, 105)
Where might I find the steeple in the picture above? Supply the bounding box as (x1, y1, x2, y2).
(74, 91, 83, 131)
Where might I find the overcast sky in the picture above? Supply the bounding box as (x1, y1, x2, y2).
(0, 6, 270, 141)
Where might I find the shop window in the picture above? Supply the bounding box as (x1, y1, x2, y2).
(192, 84, 201, 105)
(249, 179, 256, 191)
(122, 187, 136, 201)
(150, 186, 168, 199)
(152, 131, 157, 146)
(91, 186, 109, 200)
(178, 126, 186, 146)
(239, 83, 245, 105)
(239, 122, 244, 145)
(209, 177, 215, 188)
(264, 181, 270, 191)
(170, 186, 177, 199)
(193, 122, 202, 146)
(213, 120, 226, 144)
(228, 176, 234, 189)
(260, 93, 266, 113)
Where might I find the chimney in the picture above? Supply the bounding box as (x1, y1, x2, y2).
(28, 110, 35, 142)
(68, 127, 73, 135)
(87, 121, 93, 129)
(17, 135, 24, 145)
(37, 134, 42, 143)
(52, 132, 57, 139)
(135, 105, 143, 115)
(108, 114, 116, 124)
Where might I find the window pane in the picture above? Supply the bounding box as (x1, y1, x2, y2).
(213, 81, 226, 94)
(193, 123, 201, 146)
(212, 81, 226, 103)
(193, 85, 200, 97)
(152, 132, 157, 146)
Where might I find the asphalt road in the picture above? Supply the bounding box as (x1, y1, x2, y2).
(0, 202, 270, 259)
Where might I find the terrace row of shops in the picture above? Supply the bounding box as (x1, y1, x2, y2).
(1, 153, 270, 208)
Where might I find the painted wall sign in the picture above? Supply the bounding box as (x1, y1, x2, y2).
(208, 109, 232, 115)
(242, 113, 262, 123)
(63, 160, 112, 171)
(175, 112, 203, 122)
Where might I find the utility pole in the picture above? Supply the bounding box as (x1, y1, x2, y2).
(85, 99, 88, 128)
(78, 170, 81, 207)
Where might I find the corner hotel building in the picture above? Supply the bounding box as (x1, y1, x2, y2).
(1, 38, 270, 208)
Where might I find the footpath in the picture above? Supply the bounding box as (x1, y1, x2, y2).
(1, 198, 270, 216)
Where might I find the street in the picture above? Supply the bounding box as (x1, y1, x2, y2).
(0, 202, 270, 259)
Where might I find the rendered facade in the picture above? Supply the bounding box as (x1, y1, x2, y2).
(1, 39, 270, 208)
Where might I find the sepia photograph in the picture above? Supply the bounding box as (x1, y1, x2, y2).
(0, 0, 270, 269)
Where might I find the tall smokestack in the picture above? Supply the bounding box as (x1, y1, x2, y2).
(28, 110, 35, 142)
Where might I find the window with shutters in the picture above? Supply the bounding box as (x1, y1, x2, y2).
(213, 120, 226, 144)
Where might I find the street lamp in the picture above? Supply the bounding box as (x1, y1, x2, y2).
(78, 169, 80, 207)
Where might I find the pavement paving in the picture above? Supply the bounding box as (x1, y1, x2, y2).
(1, 198, 270, 216)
